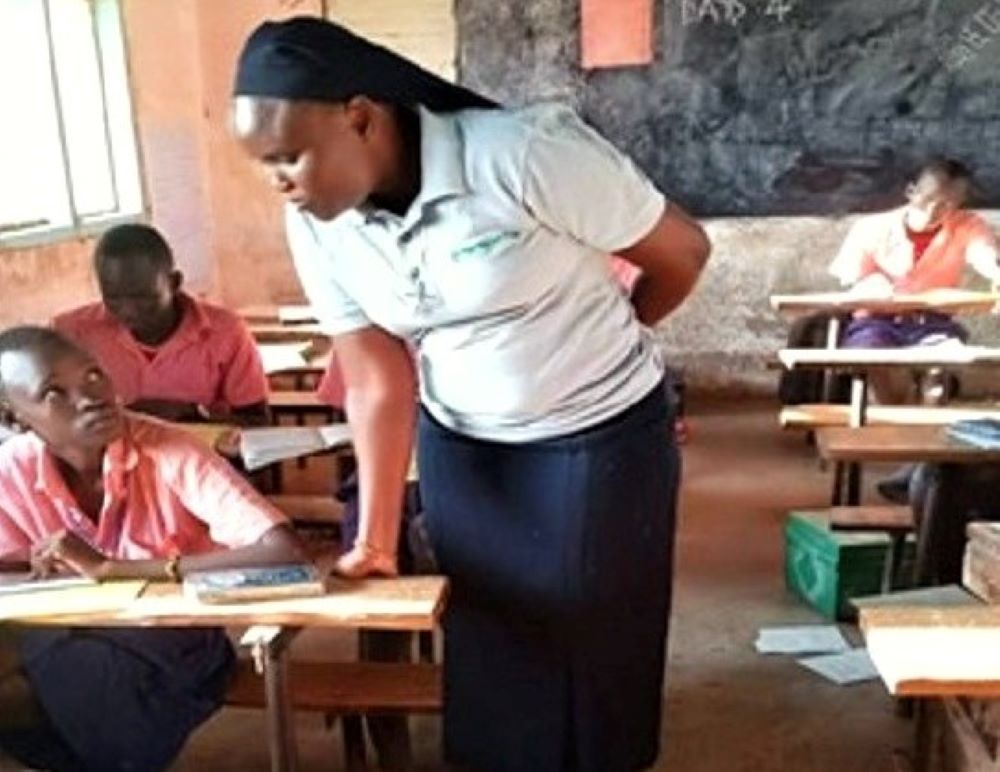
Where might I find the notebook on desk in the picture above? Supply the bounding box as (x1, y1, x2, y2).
(183, 564, 327, 604)
(239, 423, 352, 470)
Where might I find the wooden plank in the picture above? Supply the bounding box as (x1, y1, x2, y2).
(268, 391, 327, 410)
(964, 542, 1000, 605)
(249, 323, 328, 344)
(770, 290, 1000, 315)
(8, 576, 448, 632)
(816, 425, 1000, 464)
(778, 345, 1000, 371)
(828, 505, 914, 532)
(226, 661, 442, 714)
(861, 605, 1000, 697)
(239, 305, 317, 325)
(780, 404, 1000, 430)
(267, 494, 345, 525)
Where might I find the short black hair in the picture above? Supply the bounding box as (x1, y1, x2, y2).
(93, 223, 174, 275)
(0, 326, 80, 397)
(917, 157, 973, 185)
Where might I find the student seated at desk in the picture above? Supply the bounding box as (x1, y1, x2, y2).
(53, 224, 270, 426)
(0, 326, 306, 772)
(829, 158, 1000, 363)
(829, 158, 1000, 501)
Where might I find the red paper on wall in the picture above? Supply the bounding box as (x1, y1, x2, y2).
(580, 0, 653, 69)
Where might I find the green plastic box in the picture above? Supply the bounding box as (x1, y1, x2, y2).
(784, 510, 913, 620)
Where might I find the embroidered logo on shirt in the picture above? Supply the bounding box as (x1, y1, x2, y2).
(451, 230, 521, 260)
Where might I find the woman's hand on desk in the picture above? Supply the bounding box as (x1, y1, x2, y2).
(334, 542, 398, 579)
(30, 530, 109, 580)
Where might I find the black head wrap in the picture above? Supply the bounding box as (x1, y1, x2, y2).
(233, 16, 496, 112)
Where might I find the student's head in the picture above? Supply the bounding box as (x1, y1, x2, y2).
(230, 17, 495, 221)
(904, 158, 973, 231)
(0, 326, 123, 451)
(94, 224, 182, 342)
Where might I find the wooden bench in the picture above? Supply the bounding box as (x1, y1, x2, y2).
(226, 659, 443, 714)
(828, 505, 914, 534)
(227, 659, 443, 769)
(780, 403, 1000, 431)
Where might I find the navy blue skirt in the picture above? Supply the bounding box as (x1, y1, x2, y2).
(1, 627, 233, 772)
(419, 384, 679, 772)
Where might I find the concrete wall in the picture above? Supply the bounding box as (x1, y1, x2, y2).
(673, 210, 1000, 394)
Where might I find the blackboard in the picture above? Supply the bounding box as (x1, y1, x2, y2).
(456, 0, 1000, 216)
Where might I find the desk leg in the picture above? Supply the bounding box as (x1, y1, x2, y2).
(835, 374, 868, 506)
(881, 532, 905, 593)
(821, 315, 843, 403)
(241, 626, 301, 772)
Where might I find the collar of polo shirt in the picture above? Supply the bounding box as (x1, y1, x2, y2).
(359, 107, 469, 235)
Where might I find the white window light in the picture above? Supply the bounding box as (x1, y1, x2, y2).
(0, 0, 144, 248)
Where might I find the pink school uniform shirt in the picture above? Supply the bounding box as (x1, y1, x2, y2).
(0, 414, 288, 561)
(53, 294, 269, 412)
(829, 207, 1000, 293)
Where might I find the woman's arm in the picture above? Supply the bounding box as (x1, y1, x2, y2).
(332, 326, 417, 578)
(617, 204, 711, 326)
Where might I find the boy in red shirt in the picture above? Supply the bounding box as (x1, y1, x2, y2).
(54, 224, 270, 426)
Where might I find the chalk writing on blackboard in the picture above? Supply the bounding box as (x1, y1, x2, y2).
(936, 0, 1000, 72)
(680, 0, 795, 26)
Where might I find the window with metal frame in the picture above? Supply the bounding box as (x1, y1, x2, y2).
(0, 0, 143, 247)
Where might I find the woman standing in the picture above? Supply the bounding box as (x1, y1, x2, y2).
(232, 17, 709, 771)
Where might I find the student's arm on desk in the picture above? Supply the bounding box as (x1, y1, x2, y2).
(31, 525, 305, 582)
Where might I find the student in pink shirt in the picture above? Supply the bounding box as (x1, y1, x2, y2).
(53, 224, 270, 426)
(0, 326, 306, 772)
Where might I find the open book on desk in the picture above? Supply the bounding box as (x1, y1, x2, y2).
(240, 423, 352, 470)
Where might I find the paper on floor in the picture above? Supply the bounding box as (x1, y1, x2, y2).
(755, 625, 850, 655)
(798, 648, 880, 685)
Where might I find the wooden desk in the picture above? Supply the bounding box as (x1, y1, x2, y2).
(780, 347, 1000, 504)
(773, 291, 1000, 406)
(770, 289, 1000, 316)
(860, 603, 1000, 698)
(816, 425, 1000, 465)
(780, 403, 1000, 430)
(239, 304, 318, 325)
(818, 425, 1000, 586)
(778, 345, 1000, 371)
(250, 323, 328, 345)
(3, 576, 447, 772)
(777, 346, 1000, 433)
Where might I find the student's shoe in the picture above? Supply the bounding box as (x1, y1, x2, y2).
(876, 465, 915, 504)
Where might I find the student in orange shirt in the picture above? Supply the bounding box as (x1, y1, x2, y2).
(0, 326, 306, 771)
(54, 224, 270, 426)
